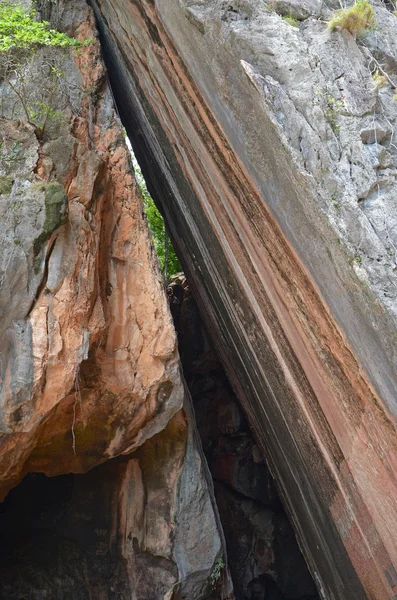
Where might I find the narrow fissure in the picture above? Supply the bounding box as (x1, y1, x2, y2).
(167, 276, 320, 600)
(2, 0, 397, 596)
(124, 130, 321, 597)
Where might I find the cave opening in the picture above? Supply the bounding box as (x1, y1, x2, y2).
(0, 458, 133, 599)
(0, 1, 320, 592)
(0, 157, 320, 600)
(0, 274, 320, 600)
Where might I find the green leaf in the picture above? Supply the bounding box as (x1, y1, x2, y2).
(0, 2, 89, 52)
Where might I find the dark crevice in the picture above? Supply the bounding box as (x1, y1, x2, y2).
(0, 459, 133, 600)
(0, 274, 321, 600)
(168, 277, 319, 600)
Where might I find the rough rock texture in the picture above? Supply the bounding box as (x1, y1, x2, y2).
(0, 1, 230, 596)
(169, 277, 319, 600)
(90, 0, 397, 597)
(0, 1, 184, 497)
(0, 409, 228, 600)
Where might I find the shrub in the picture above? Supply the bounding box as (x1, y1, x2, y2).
(209, 557, 225, 591)
(372, 69, 388, 88)
(328, 0, 375, 36)
(0, 3, 89, 52)
(0, 3, 92, 137)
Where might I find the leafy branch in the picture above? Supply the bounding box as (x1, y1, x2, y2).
(0, 2, 92, 137)
(130, 150, 181, 279)
(0, 2, 90, 52)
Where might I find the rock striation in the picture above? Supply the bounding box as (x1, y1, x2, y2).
(169, 276, 319, 600)
(90, 0, 397, 597)
(0, 0, 229, 596)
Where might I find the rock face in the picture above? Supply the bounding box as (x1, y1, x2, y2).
(0, 0, 183, 496)
(0, 409, 228, 599)
(90, 0, 397, 597)
(169, 277, 319, 600)
(0, 0, 229, 596)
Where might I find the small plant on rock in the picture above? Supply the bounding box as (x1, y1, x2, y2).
(282, 13, 299, 27)
(315, 90, 344, 134)
(328, 0, 375, 36)
(0, 2, 92, 137)
(130, 152, 181, 279)
(209, 557, 225, 591)
(372, 68, 388, 88)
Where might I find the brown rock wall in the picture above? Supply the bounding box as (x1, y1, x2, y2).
(0, 0, 183, 499)
(170, 277, 318, 600)
(0, 409, 229, 599)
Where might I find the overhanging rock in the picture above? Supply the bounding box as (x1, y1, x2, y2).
(90, 0, 397, 597)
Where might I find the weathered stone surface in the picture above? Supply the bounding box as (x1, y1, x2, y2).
(90, 0, 397, 597)
(270, 0, 322, 20)
(170, 277, 319, 600)
(0, 409, 229, 599)
(0, 1, 185, 499)
(0, 1, 231, 596)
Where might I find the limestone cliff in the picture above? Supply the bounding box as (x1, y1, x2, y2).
(0, 1, 228, 596)
(89, 0, 397, 597)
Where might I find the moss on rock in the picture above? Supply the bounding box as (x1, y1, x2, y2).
(33, 182, 68, 257)
(0, 175, 14, 197)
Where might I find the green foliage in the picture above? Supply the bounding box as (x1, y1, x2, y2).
(328, 0, 375, 36)
(282, 13, 299, 27)
(131, 153, 181, 279)
(0, 2, 90, 52)
(209, 557, 225, 590)
(0, 3, 92, 137)
(29, 100, 65, 127)
(314, 90, 344, 134)
(325, 95, 343, 133)
(349, 253, 363, 266)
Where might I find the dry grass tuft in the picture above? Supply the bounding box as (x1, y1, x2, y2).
(328, 0, 375, 36)
(372, 69, 388, 88)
